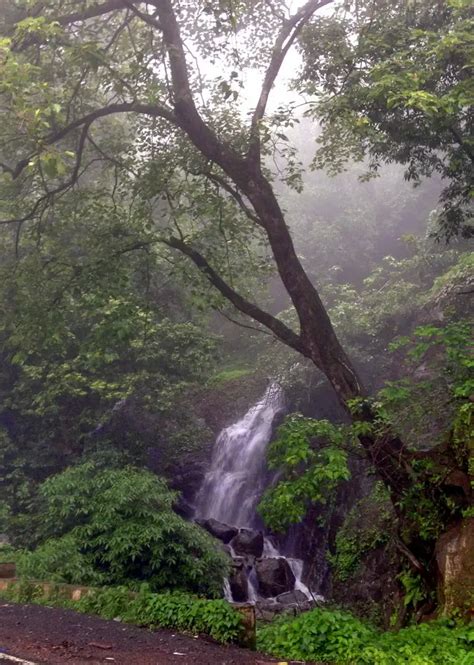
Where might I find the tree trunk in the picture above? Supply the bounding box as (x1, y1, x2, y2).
(243, 173, 415, 500)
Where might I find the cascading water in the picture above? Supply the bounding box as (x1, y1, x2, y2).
(195, 382, 285, 527)
(195, 383, 319, 605)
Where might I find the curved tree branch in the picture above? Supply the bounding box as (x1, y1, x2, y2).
(200, 171, 261, 226)
(248, 0, 335, 165)
(163, 236, 306, 355)
(1, 119, 92, 227)
(56, 0, 136, 26)
(5, 102, 176, 181)
(122, 1, 163, 31)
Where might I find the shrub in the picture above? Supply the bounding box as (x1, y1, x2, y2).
(0, 543, 20, 563)
(17, 461, 229, 597)
(17, 535, 104, 586)
(257, 607, 473, 664)
(329, 482, 393, 583)
(76, 586, 244, 643)
(257, 607, 375, 663)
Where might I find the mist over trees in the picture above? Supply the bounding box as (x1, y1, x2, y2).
(0, 1, 472, 656)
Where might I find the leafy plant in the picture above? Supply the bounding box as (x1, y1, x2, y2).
(77, 586, 243, 643)
(257, 607, 473, 664)
(258, 415, 351, 531)
(17, 461, 230, 597)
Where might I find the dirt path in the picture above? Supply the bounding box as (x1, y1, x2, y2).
(0, 602, 303, 665)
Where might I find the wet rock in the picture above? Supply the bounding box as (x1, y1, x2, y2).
(276, 590, 308, 605)
(230, 528, 264, 557)
(175, 498, 194, 519)
(229, 560, 249, 602)
(256, 557, 295, 597)
(257, 608, 279, 622)
(200, 518, 238, 544)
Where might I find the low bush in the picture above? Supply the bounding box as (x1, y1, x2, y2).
(77, 586, 244, 643)
(0, 544, 20, 563)
(16, 462, 229, 597)
(257, 607, 473, 664)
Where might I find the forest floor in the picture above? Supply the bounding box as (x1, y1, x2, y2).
(0, 602, 317, 665)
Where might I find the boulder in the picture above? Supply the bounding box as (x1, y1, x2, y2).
(200, 518, 238, 544)
(230, 528, 264, 557)
(256, 557, 295, 597)
(276, 589, 308, 605)
(229, 561, 249, 602)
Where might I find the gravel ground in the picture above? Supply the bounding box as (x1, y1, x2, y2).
(0, 602, 314, 665)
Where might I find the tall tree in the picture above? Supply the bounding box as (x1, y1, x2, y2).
(0, 0, 470, 599)
(0, 0, 411, 495)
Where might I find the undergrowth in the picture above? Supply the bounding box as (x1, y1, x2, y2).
(257, 607, 473, 664)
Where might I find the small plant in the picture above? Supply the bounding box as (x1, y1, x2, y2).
(257, 607, 474, 664)
(398, 570, 428, 609)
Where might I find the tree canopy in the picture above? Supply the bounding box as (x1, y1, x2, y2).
(297, 0, 473, 239)
(0, 0, 472, 617)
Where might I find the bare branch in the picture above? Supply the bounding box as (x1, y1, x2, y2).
(249, 0, 335, 165)
(56, 1, 136, 26)
(201, 171, 261, 225)
(123, 1, 163, 31)
(86, 135, 139, 178)
(217, 308, 273, 337)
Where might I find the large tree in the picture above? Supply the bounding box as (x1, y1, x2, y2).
(0, 0, 471, 603)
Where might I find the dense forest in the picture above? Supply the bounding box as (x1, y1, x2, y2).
(0, 1, 472, 664)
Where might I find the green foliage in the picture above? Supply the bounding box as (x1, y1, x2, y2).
(17, 534, 107, 586)
(258, 415, 351, 531)
(299, 0, 474, 239)
(0, 582, 243, 645)
(325, 242, 466, 369)
(0, 544, 20, 563)
(257, 607, 473, 664)
(379, 320, 473, 456)
(398, 570, 427, 610)
(329, 482, 393, 582)
(77, 586, 243, 644)
(17, 462, 229, 597)
(209, 366, 254, 385)
(0, 190, 218, 539)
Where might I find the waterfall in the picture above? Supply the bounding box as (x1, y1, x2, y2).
(195, 383, 321, 606)
(195, 382, 285, 526)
